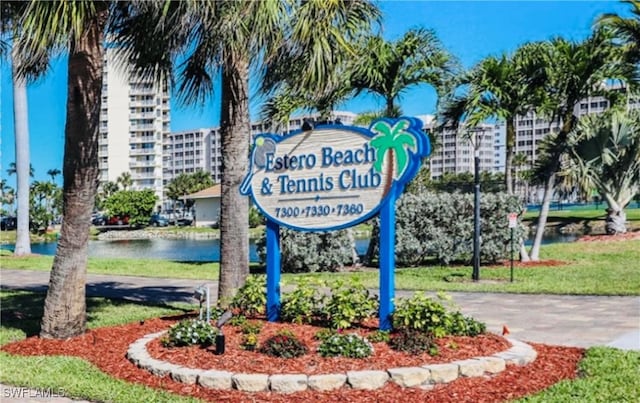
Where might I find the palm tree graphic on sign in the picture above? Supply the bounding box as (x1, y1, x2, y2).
(370, 119, 417, 183)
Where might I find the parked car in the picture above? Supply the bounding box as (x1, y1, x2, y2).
(91, 214, 107, 226)
(0, 216, 17, 231)
(149, 214, 169, 227)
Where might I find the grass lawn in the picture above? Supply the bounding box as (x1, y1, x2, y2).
(288, 239, 640, 295)
(516, 347, 640, 402)
(2, 239, 639, 295)
(0, 290, 199, 402)
(0, 250, 219, 280)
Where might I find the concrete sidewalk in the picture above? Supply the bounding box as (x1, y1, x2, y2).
(2, 269, 638, 350)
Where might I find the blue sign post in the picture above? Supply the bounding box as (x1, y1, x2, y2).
(241, 118, 430, 330)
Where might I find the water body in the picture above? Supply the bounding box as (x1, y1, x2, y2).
(1, 235, 573, 263)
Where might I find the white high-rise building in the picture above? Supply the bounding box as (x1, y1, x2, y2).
(427, 122, 500, 179)
(514, 88, 639, 171)
(98, 48, 170, 205)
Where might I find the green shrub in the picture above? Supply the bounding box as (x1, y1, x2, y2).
(231, 275, 266, 317)
(162, 319, 218, 347)
(393, 192, 526, 265)
(392, 293, 486, 337)
(249, 206, 264, 228)
(240, 320, 264, 335)
(389, 328, 437, 355)
(314, 328, 336, 342)
(229, 315, 247, 327)
(257, 228, 356, 273)
(259, 331, 308, 358)
(392, 293, 451, 337)
(323, 279, 378, 329)
(367, 330, 391, 343)
(280, 278, 326, 324)
(317, 333, 373, 359)
(447, 311, 486, 336)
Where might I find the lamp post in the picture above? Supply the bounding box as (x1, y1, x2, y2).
(469, 128, 483, 282)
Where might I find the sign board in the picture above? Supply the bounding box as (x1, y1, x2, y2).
(508, 212, 518, 228)
(241, 118, 430, 231)
(241, 117, 431, 330)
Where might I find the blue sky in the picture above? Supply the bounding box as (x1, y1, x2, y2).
(0, 0, 630, 187)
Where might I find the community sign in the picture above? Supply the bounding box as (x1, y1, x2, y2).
(240, 117, 430, 231)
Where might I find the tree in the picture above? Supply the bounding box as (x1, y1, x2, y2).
(96, 180, 119, 210)
(559, 109, 640, 234)
(14, 0, 110, 338)
(47, 168, 61, 182)
(165, 170, 213, 217)
(527, 29, 637, 260)
(103, 189, 157, 227)
(349, 28, 456, 265)
(114, 0, 380, 303)
(438, 44, 546, 195)
(116, 172, 132, 190)
(0, 179, 14, 215)
(30, 180, 57, 231)
(6, 162, 34, 177)
(350, 28, 457, 117)
(1, 1, 33, 256)
(598, 0, 640, 62)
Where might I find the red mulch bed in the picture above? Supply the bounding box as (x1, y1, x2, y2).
(577, 232, 640, 242)
(1, 315, 585, 402)
(497, 259, 567, 268)
(147, 320, 509, 374)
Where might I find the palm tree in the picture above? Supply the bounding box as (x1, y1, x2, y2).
(47, 168, 61, 182)
(6, 162, 34, 177)
(438, 44, 547, 195)
(116, 172, 132, 190)
(166, 170, 214, 218)
(350, 28, 457, 117)
(349, 28, 455, 265)
(14, 0, 110, 338)
(0, 179, 10, 214)
(528, 29, 637, 260)
(1, 1, 33, 255)
(559, 109, 640, 234)
(512, 152, 531, 200)
(114, 0, 380, 303)
(598, 0, 640, 62)
(31, 180, 57, 230)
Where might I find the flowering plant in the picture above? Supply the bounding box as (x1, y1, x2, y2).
(317, 333, 373, 358)
(242, 333, 259, 350)
(162, 319, 219, 347)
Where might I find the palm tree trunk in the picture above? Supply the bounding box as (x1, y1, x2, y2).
(505, 119, 516, 195)
(12, 47, 31, 256)
(605, 201, 627, 234)
(364, 150, 395, 266)
(505, 119, 530, 261)
(529, 173, 555, 261)
(41, 8, 107, 339)
(218, 49, 250, 304)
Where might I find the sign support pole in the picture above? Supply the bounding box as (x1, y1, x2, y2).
(266, 219, 281, 322)
(379, 192, 396, 331)
(510, 228, 514, 283)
